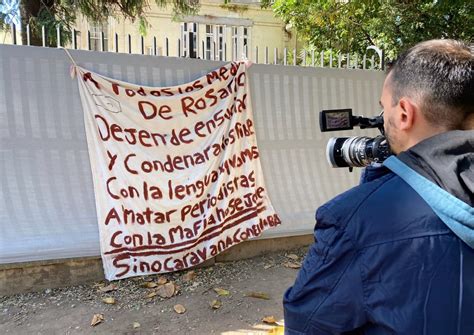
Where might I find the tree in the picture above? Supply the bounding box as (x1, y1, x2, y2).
(0, 0, 199, 46)
(268, 0, 474, 60)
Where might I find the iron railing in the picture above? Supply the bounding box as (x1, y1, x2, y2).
(2, 23, 385, 70)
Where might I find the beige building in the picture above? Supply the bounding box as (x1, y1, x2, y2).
(74, 0, 297, 64)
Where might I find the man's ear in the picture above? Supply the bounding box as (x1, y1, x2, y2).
(398, 98, 417, 131)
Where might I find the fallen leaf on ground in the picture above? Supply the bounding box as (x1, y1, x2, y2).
(99, 284, 117, 293)
(263, 264, 273, 269)
(210, 299, 222, 309)
(268, 325, 285, 334)
(142, 282, 158, 289)
(174, 304, 186, 314)
(133, 322, 141, 329)
(146, 291, 157, 299)
(90, 314, 104, 327)
(245, 292, 271, 300)
(157, 276, 168, 285)
(102, 297, 116, 305)
(282, 261, 301, 269)
(286, 253, 299, 261)
(182, 270, 196, 282)
(213, 287, 230, 296)
(262, 316, 277, 324)
(157, 282, 175, 298)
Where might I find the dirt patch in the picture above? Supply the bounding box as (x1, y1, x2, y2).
(0, 246, 309, 334)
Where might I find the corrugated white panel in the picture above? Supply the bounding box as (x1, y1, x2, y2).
(0, 44, 384, 263)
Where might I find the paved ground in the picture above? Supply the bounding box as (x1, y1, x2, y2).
(0, 246, 308, 335)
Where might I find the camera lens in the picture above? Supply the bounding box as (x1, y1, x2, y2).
(326, 136, 391, 168)
(326, 137, 350, 168)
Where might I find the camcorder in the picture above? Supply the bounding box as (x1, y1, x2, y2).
(319, 109, 392, 169)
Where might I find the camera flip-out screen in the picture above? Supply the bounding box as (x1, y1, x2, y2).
(319, 109, 353, 132)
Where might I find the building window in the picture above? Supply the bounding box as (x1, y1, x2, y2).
(232, 27, 238, 60)
(216, 25, 225, 61)
(243, 27, 249, 57)
(181, 22, 197, 58)
(204, 25, 226, 61)
(232, 26, 249, 60)
(89, 23, 108, 51)
(205, 25, 214, 60)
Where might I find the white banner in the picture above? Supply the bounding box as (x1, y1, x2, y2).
(76, 61, 280, 280)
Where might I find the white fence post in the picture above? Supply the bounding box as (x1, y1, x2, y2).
(56, 26, 61, 48)
(2, 27, 383, 71)
(26, 24, 31, 46)
(72, 29, 76, 49)
(42, 26, 46, 47)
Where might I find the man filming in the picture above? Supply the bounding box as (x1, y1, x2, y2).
(283, 39, 474, 334)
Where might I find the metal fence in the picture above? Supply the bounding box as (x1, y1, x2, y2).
(3, 23, 385, 70)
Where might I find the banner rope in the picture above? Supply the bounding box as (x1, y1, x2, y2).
(60, 47, 78, 79)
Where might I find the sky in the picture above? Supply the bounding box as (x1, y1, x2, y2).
(0, 0, 20, 26)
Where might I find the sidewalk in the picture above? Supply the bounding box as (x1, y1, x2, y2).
(0, 247, 308, 335)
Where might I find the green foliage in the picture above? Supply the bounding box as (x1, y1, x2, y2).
(76, 0, 198, 24)
(0, 0, 18, 30)
(34, 0, 77, 46)
(219, 3, 249, 14)
(269, 0, 474, 60)
(1, 0, 200, 46)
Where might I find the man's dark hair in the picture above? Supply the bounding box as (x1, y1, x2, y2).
(388, 39, 473, 130)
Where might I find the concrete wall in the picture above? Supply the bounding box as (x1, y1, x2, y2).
(0, 235, 313, 296)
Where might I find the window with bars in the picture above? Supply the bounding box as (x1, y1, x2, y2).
(232, 26, 249, 60)
(216, 25, 225, 61)
(232, 27, 238, 60)
(205, 25, 214, 60)
(243, 27, 249, 57)
(181, 22, 197, 58)
(204, 25, 226, 61)
(89, 23, 108, 51)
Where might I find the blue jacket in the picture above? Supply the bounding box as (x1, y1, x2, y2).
(283, 130, 474, 335)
